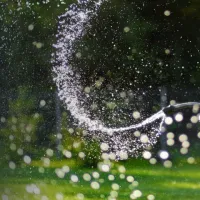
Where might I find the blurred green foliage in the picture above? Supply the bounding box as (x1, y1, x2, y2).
(83, 139, 101, 167)
(71, 0, 200, 89)
(0, 87, 43, 164)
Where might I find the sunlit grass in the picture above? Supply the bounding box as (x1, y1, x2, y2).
(31, 159, 79, 168)
(0, 159, 200, 200)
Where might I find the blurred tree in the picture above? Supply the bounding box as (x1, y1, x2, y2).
(0, 0, 73, 145)
(0, 87, 43, 164)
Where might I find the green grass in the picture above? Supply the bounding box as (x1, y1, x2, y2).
(0, 158, 200, 200)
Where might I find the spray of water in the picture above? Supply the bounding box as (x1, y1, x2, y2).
(53, 0, 163, 135)
(53, 0, 200, 140)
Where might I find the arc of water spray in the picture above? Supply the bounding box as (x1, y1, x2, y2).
(53, 0, 200, 134)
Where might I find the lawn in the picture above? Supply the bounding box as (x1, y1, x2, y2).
(0, 158, 200, 200)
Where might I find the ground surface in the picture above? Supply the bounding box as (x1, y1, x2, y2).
(0, 158, 200, 200)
